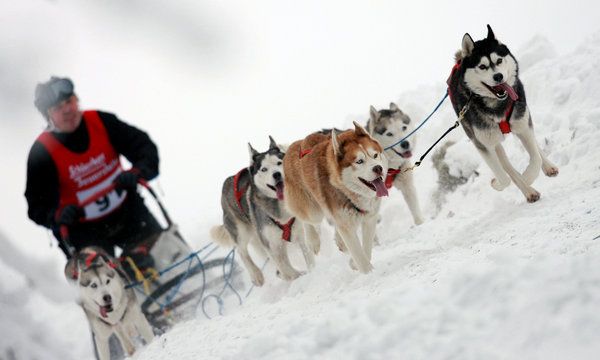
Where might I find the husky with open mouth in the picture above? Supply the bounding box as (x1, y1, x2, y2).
(367, 103, 424, 225)
(283, 122, 388, 273)
(448, 25, 558, 202)
(65, 247, 154, 360)
(211, 137, 313, 286)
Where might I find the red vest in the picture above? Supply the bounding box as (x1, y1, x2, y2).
(37, 111, 126, 221)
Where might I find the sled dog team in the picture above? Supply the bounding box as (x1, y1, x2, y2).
(65, 25, 559, 359)
(211, 25, 559, 285)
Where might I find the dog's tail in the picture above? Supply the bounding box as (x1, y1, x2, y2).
(210, 225, 235, 247)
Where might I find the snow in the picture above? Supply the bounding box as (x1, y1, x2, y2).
(2, 1, 600, 359)
(133, 32, 600, 360)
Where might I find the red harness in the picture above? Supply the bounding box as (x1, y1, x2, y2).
(269, 217, 296, 242)
(233, 168, 249, 213)
(385, 168, 402, 189)
(447, 60, 516, 134)
(299, 147, 312, 159)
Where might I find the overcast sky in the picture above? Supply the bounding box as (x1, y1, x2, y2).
(1, 0, 598, 262)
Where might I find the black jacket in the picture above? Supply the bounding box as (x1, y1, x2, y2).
(25, 110, 162, 257)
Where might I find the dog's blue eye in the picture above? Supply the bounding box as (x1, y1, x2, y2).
(356, 159, 364, 164)
(478, 64, 487, 70)
(496, 58, 503, 65)
(91, 283, 97, 289)
(386, 132, 393, 137)
(261, 167, 267, 172)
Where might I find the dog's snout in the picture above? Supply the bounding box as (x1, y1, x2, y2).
(103, 294, 112, 303)
(372, 165, 383, 176)
(493, 73, 503, 83)
(273, 172, 282, 181)
(400, 141, 410, 149)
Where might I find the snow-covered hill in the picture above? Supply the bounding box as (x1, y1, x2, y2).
(129, 34, 600, 359)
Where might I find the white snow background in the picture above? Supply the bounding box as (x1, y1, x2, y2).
(1, 1, 600, 359)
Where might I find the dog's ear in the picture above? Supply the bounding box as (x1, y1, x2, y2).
(462, 33, 475, 57)
(268, 135, 279, 151)
(369, 105, 379, 122)
(64, 257, 78, 281)
(389, 102, 405, 115)
(248, 143, 259, 165)
(353, 121, 369, 137)
(486, 24, 496, 40)
(331, 129, 341, 157)
(402, 114, 411, 125)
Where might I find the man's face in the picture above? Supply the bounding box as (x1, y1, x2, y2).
(47, 95, 82, 133)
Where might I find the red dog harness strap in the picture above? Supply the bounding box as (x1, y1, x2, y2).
(385, 168, 402, 189)
(499, 100, 515, 134)
(299, 148, 313, 159)
(233, 168, 249, 213)
(270, 217, 296, 242)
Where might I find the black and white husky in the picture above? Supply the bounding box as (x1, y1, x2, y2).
(65, 247, 154, 360)
(367, 103, 424, 224)
(210, 137, 313, 286)
(448, 25, 558, 202)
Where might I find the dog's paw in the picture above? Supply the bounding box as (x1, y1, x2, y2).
(276, 270, 301, 281)
(251, 271, 265, 287)
(349, 259, 373, 273)
(543, 166, 559, 177)
(335, 237, 347, 252)
(526, 190, 541, 203)
(310, 239, 321, 255)
(491, 178, 510, 191)
(414, 216, 425, 225)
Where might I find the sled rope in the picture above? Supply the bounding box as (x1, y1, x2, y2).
(401, 100, 470, 173)
(384, 91, 449, 151)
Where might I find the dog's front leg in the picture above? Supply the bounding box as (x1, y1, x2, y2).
(361, 215, 378, 262)
(94, 333, 111, 360)
(293, 221, 315, 270)
(237, 235, 265, 286)
(514, 129, 543, 185)
(336, 220, 373, 273)
(395, 165, 424, 225)
(114, 325, 136, 356)
(476, 146, 511, 191)
(260, 227, 302, 281)
(303, 223, 321, 255)
(495, 144, 541, 202)
(537, 143, 559, 177)
(132, 307, 154, 344)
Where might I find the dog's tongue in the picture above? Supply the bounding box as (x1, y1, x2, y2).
(275, 182, 284, 200)
(494, 83, 519, 101)
(372, 178, 389, 197)
(400, 151, 413, 159)
(100, 305, 108, 318)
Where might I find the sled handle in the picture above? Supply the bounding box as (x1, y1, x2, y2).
(58, 178, 174, 257)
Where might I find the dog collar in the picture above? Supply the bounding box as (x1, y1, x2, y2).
(269, 217, 296, 242)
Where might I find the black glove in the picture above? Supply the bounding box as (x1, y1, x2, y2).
(57, 205, 83, 226)
(114, 170, 140, 192)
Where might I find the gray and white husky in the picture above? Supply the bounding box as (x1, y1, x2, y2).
(65, 247, 154, 360)
(448, 25, 558, 202)
(367, 103, 424, 224)
(210, 137, 313, 286)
